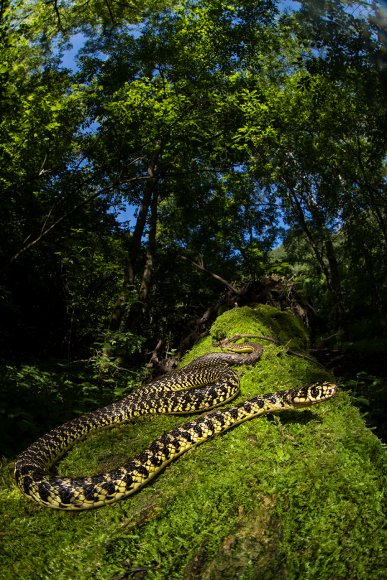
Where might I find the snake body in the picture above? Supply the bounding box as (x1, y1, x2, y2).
(14, 343, 336, 510)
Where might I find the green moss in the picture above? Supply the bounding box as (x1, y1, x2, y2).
(1, 306, 386, 579)
(210, 305, 309, 351)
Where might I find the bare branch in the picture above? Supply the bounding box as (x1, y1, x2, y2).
(8, 169, 156, 265)
(103, 0, 115, 25)
(52, 0, 63, 32)
(9, 187, 105, 264)
(180, 255, 242, 295)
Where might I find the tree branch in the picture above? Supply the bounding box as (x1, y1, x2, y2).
(51, 0, 63, 32)
(9, 187, 106, 264)
(8, 170, 155, 265)
(180, 255, 242, 295)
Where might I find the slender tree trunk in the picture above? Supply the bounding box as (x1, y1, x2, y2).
(110, 144, 162, 333)
(125, 144, 162, 286)
(288, 188, 344, 325)
(122, 189, 159, 336)
(139, 189, 158, 301)
(355, 137, 387, 244)
(324, 236, 343, 308)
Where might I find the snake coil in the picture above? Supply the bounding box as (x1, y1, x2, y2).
(15, 343, 336, 510)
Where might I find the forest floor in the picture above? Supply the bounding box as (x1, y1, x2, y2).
(0, 305, 386, 579)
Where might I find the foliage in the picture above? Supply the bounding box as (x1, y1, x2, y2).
(1, 0, 386, 363)
(239, 7, 386, 327)
(341, 369, 387, 443)
(0, 356, 143, 457)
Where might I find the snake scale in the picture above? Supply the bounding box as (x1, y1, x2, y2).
(14, 343, 337, 510)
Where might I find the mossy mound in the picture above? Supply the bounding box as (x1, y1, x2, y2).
(1, 306, 386, 579)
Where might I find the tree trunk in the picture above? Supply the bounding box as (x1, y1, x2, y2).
(110, 144, 162, 332)
(288, 188, 344, 325)
(139, 189, 158, 302)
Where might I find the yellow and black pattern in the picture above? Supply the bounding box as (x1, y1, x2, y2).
(14, 343, 336, 510)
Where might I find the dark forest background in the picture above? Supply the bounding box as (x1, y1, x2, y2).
(1, 0, 386, 454)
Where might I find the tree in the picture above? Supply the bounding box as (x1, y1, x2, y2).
(0, 0, 127, 355)
(72, 0, 281, 342)
(234, 0, 386, 330)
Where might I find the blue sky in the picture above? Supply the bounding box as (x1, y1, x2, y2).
(61, 32, 85, 70)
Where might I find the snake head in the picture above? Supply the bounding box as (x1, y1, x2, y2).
(290, 382, 337, 407)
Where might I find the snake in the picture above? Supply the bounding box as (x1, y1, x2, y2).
(14, 343, 337, 510)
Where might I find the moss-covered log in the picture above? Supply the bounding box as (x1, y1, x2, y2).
(1, 306, 386, 579)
